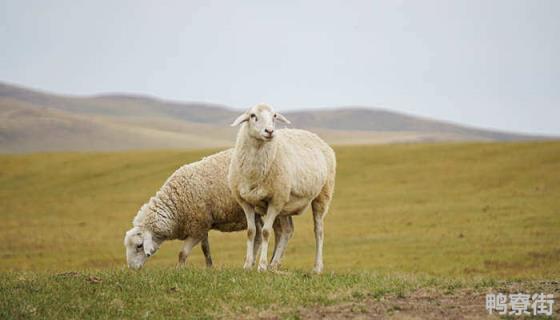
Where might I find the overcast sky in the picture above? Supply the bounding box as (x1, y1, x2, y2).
(1, 0, 559, 135)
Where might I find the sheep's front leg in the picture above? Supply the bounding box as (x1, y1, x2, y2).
(258, 206, 280, 272)
(177, 237, 201, 267)
(239, 202, 257, 270)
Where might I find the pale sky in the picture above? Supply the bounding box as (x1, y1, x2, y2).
(1, 0, 559, 135)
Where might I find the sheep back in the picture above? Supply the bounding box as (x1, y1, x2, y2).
(138, 149, 246, 240)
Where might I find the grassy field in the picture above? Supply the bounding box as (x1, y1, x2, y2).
(1, 142, 559, 318)
(4, 267, 558, 319)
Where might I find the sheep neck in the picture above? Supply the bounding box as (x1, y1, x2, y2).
(235, 124, 278, 183)
(133, 196, 179, 241)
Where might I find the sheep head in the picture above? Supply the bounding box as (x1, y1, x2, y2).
(231, 104, 290, 141)
(123, 227, 160, 270)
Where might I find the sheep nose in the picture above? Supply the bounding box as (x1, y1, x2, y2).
(264, 128, 274, 135)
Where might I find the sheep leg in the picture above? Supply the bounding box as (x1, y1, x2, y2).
(258, 207, 280, 272)
(239, 202, 258, 270)
(311, 196, 330, 274)
(253, 215, 263, 257)
(201, 234, 212, 268)
(177, 237, 201, 267)
(312, 213, 324, 273)
(270, 216, 294, 270)
(271, 217, 282, 264)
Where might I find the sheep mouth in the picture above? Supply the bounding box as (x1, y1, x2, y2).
(262, 134, 275, 140)
(128, 263, 143, 270)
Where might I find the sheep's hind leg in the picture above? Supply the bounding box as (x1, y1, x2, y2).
(201, 234, 212, 268)
(311, 190, 332, 273)
(177, 237, 201, 267)
(269, 215, 294, 270)
(253, 215, 263, 258)
(270, 218, 282, 265)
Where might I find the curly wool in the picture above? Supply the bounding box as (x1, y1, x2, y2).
(133, 149, 246, 241)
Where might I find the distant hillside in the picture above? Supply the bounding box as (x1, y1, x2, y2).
(0, 82, 547, 153)
(286, 108, 530, 141)
(0, 99, 234, 152)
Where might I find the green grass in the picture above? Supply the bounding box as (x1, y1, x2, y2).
(0, 142, 559, 318)
(0, 268, 497, 319)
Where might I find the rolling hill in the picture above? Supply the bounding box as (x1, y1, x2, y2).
(0, 82, 545, 152)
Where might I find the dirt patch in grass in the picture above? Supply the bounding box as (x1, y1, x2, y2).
(250, 281, 560, 320)
(293, 289, 490, 320)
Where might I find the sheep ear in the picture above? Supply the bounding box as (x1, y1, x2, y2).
(275, 112, 291, 124)
(143, 231, 156, 257)
(231, 113, 250, 127)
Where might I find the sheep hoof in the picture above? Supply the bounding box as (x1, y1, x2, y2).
(269, 262, 280, 271)
(312, 266, 323, 274)
(271, 270, 290, 275)
(257, 264, 267, 272)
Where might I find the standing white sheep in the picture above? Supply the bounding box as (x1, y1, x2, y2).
(228, 104, 336, 273)
(123, 149, 287, 270)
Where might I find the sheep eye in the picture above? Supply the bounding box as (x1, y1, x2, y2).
(273, 114, 277, 118)
(250, 114, 257, 121)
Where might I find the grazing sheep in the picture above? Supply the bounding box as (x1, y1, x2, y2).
(123, 149, 287, 270)
(228, 104, 336, 273)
